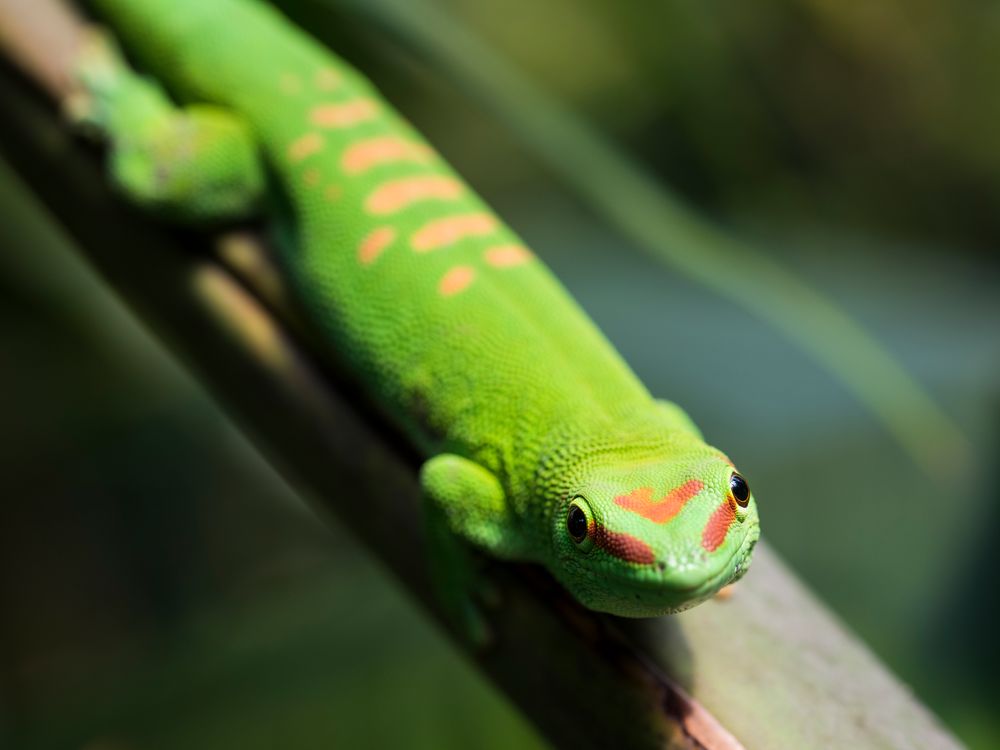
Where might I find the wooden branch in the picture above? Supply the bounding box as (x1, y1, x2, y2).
(0, 0, 84, 99)
(0, 2, 964, 748)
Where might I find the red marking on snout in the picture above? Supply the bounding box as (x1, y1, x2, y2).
(591, 522, 655, 565)
(702, 500, 737, 552)
(615, 480, 704, 524)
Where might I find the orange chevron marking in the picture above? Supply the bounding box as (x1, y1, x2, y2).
(484, 244, 533, 268)
(438, 266, 477, 296)
(411, 213, 498, 252)
(615, 480, 704, 524)
(310, 100, 378, 128)
(342, 137, 433, 174)
(287, 132, 324, 162)
(366, 176, 463, 215)
(358, 227, 396, 265)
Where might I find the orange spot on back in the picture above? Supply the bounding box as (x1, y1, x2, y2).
(411, 213, 498, 252)
(303, 168, 321, 187)
(438, 266, 476, 296)
(358, 227, 396, 265)
(484, 244, 533, 268)
(366, 176, 463, 215)
(314, 67, 342, 91)
(310, 100, 378, 128)
(341, 137, 433, 174)
(325, 184, 343, 202)
(615, 480, 704, 525)
(702, 500, 737, 552)
(287, 132, 324, 162)
(279, 73, 302, 95)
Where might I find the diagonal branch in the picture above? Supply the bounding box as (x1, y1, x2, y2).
(0, 2, 963, 748)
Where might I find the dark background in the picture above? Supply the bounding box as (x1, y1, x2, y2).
(1, 0, 998, 747)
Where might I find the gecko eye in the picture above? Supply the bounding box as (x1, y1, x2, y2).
(729, 473, 751, 508)
(567, 499, 590, 544)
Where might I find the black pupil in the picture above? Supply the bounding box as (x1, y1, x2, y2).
(730, 474, 750, 507)
(567, 505, 588, 542)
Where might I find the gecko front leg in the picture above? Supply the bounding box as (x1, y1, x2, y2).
(420, 454, 523, 646)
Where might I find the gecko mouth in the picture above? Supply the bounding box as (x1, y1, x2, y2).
(613, 521, 760, 599)
(559, 523, 759, 617)
(698, 522, 758, 588)
(701, 523, 759, 591)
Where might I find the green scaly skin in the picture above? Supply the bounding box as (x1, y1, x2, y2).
(76, 0, 760, 641)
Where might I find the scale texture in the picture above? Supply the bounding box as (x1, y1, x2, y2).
(82, 0, 760, 632)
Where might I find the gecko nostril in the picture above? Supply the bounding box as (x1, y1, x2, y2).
(656, 561, 666, 572)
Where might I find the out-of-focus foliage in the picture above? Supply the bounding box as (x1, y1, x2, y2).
(440, 0, 1000, 246)
(1, 0, 998, 748)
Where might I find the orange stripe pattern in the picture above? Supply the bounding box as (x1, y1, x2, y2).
(366, 176, 463, 215)
(310, 100, 378, 128)
(287, 132, 324, 162)
(411, 213, 497, 252)
(484, 244, 533, 268)
(358, 227, 396, 265)
(438, 266, 477, 296)
(342, 137, 433, 174)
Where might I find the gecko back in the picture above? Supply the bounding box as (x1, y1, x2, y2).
(83, 0, 760, 637)
(90, 0, 655, 461)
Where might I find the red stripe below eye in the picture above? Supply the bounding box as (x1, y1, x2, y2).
(615, 480, 704, 524)
(701, 500, 737, 552)
(591, 522, 656, 565)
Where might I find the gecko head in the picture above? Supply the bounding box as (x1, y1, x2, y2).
(549, 447, 760, 616)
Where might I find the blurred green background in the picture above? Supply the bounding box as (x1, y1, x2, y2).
(2, 0, 999, 747)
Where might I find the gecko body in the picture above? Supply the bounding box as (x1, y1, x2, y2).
(78, 0, 760, 639)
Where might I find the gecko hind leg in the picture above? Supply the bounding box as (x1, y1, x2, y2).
(70, 30, 265, 224)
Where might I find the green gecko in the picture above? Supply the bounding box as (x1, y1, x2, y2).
(71, 0, 760, 641)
